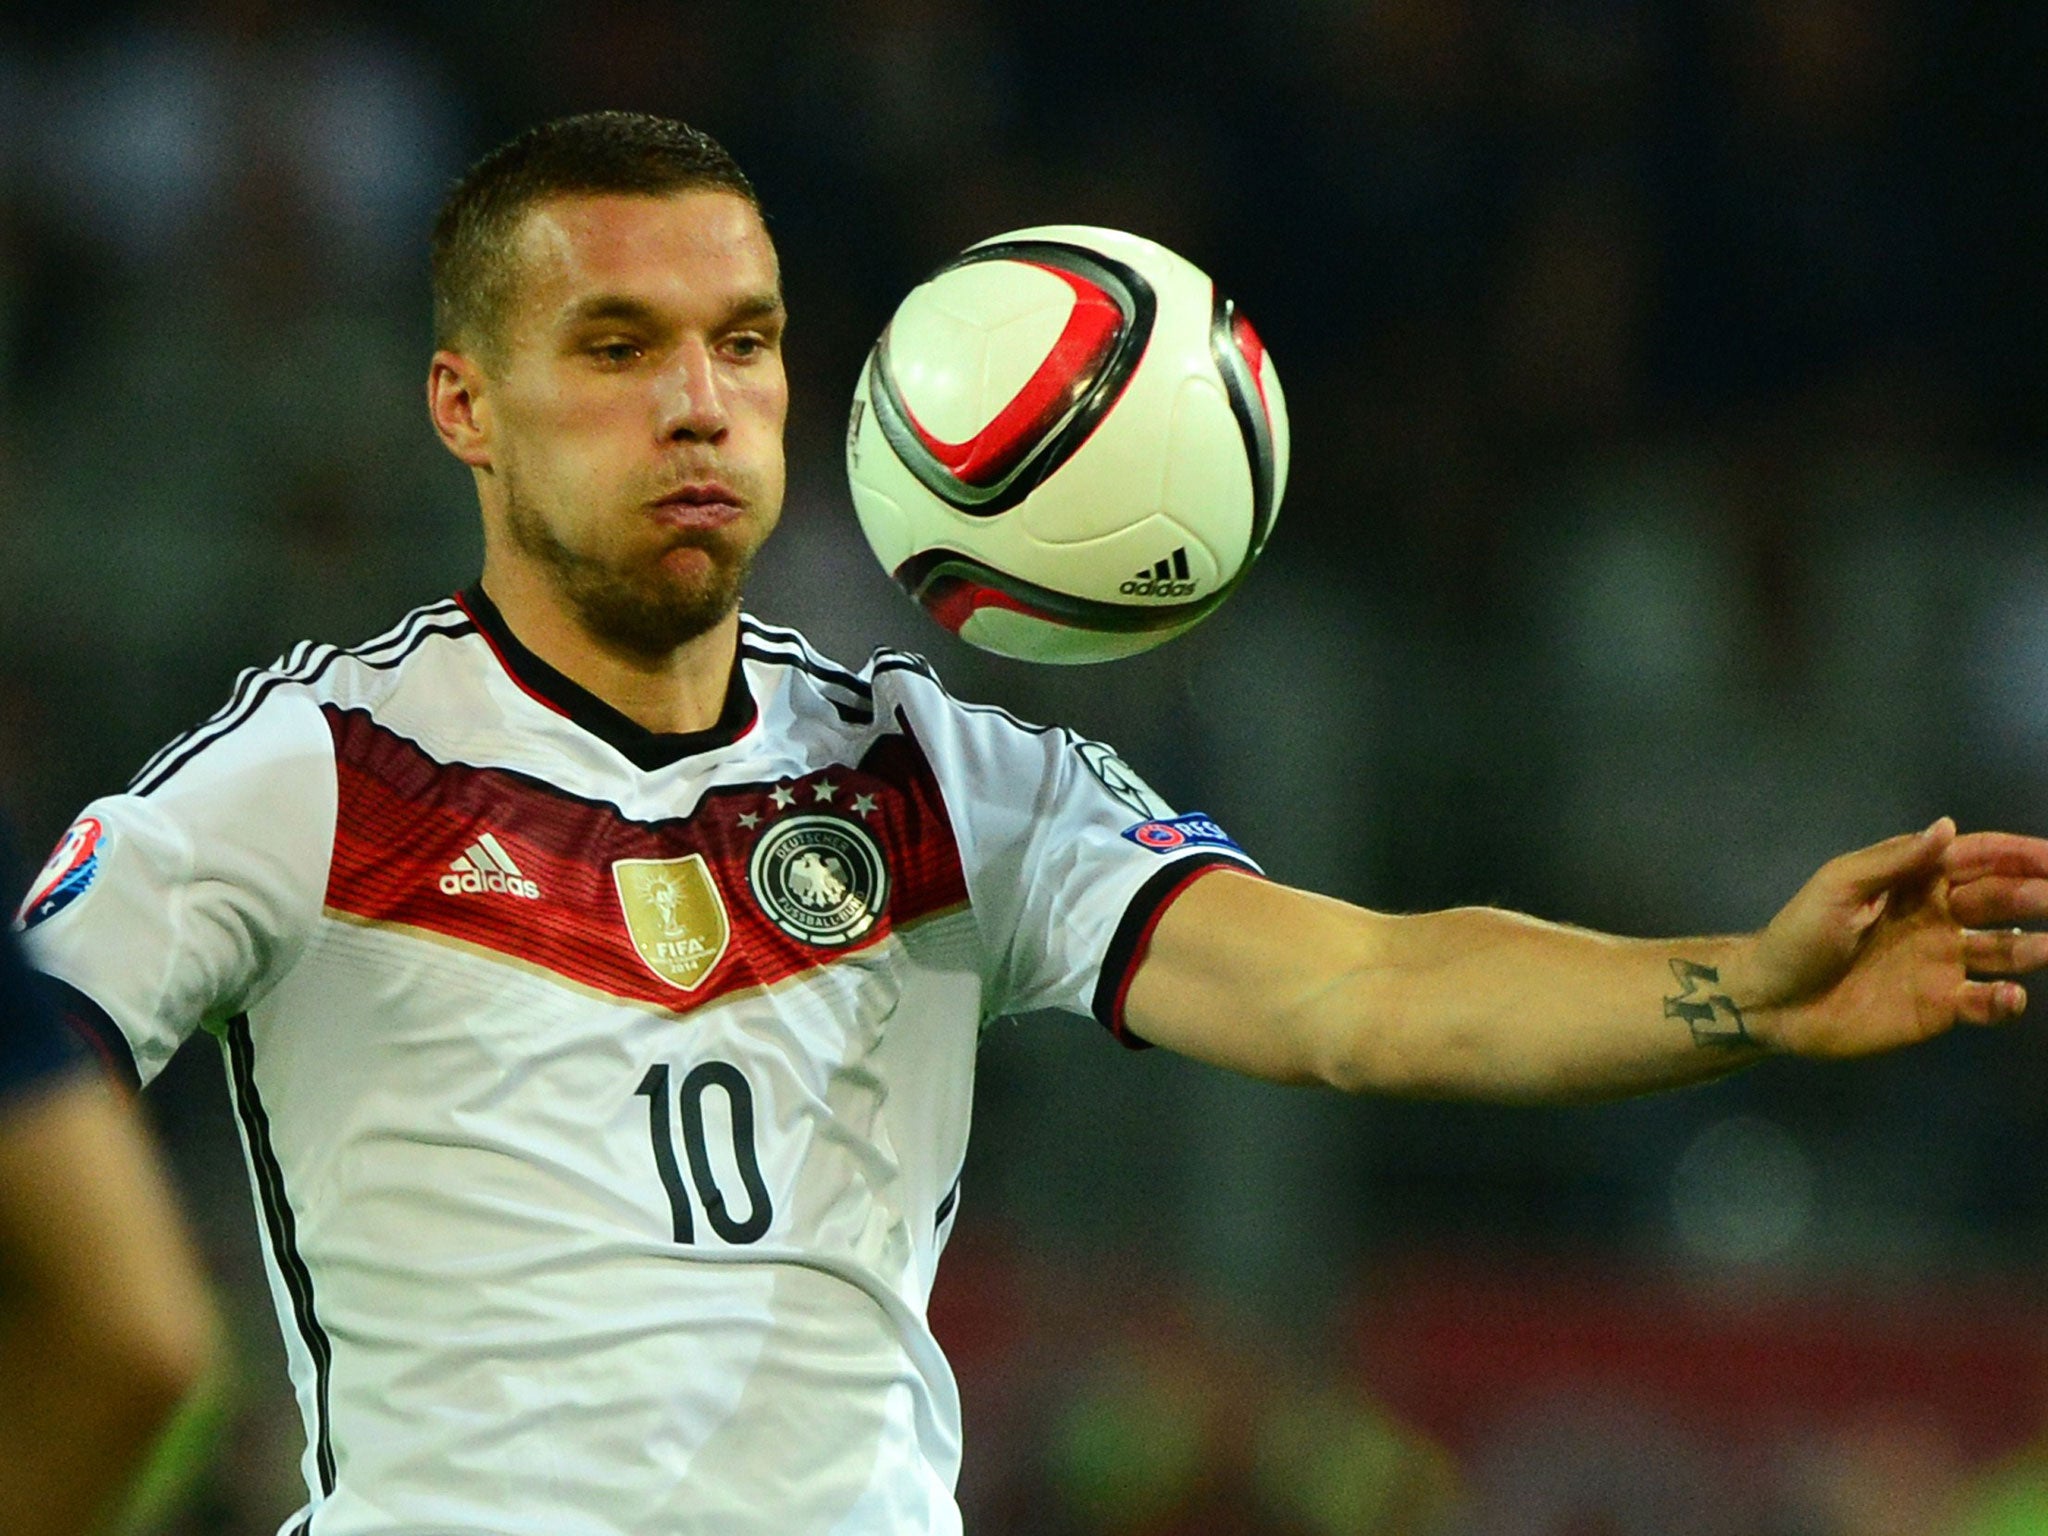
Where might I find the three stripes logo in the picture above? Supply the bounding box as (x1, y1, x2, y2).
(440, 832, 542, 900)
(1120, 547, 1196, 599)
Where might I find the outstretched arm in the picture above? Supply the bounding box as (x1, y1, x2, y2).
(1123, 819, 2048, 1102)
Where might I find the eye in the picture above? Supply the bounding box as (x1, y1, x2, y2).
(723, 333, 770, 360)
(590, 340, 643, 367)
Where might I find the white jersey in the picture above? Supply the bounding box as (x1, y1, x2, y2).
(19, 589, 1257, 1536)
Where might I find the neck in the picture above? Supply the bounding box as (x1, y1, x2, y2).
(477, 565, 740, 738)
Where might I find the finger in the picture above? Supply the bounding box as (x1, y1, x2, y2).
(1955, 979, 2029, 1027)
(1944, 832, 2048, 883)
(1833, 817, 1954, 903)
(1961, 928, 2048, 975)
(1950, 877, 2048, 927)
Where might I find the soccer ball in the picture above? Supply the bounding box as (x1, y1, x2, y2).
(844, 225, 1289, 664)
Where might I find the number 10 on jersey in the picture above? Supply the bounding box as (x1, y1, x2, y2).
(635, 1061, 774, 1245)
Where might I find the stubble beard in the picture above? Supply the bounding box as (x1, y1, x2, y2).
(502, 483, 759, 658)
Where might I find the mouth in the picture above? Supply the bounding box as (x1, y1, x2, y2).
(650, 482, 744, 531)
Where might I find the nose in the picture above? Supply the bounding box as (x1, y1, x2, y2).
(656, 340, 728, 443)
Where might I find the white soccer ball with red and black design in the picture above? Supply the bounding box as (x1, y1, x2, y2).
(845, 225, 1288, 664)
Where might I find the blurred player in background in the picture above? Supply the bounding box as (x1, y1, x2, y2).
(17, 114, 2048, 1535)
(0, 818, 217, 1536)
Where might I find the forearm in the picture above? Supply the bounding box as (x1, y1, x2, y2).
(1132, 824, 2045, 1100)
(1307, 906, 1767, 1103)
(1127, 873, 1776, 1101)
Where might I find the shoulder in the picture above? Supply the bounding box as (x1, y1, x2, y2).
(737, 613, 882, 716)
(736, 615, 1070, 751)
(128, 596, 475, 799)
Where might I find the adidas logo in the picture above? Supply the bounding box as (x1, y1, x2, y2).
(439, 833, 542, 900)
(1119, 546, 1196, 598)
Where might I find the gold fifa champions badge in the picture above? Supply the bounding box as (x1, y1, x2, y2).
(613, 855, 731, 991)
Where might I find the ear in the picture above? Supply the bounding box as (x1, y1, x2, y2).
(428, 350, 493, 469)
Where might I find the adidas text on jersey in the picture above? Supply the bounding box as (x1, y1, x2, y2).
(440, 831, 542, 899)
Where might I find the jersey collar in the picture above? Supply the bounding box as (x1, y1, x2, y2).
(457, 585, 758, 770)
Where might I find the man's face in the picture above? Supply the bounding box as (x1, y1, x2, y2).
(466, 189, 788, 655)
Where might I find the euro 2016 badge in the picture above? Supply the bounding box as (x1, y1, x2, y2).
(613, 855, 731, 991)
(748, 816, 889, 947)
(15, 817, 107, 932)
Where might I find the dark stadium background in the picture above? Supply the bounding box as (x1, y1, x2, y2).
(2, 1, 2046, 1531)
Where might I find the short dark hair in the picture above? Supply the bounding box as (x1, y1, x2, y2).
(431, 112, 759, 359)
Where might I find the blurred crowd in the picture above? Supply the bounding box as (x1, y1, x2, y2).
(1, 0, 2045, 1531)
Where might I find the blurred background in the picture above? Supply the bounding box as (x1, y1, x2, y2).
(2, 0, 2046, 1530)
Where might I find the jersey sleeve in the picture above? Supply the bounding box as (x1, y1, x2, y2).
(891, 669, 1260, 1043)
(16, 688, 337, 1087)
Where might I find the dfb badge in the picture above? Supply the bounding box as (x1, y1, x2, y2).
(748, 816, 889, 947)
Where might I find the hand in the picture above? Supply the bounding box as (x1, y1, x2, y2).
(1738, 818, 2048, 1059)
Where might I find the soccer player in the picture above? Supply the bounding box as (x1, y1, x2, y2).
(0, 819, 217, 1536)
(18, 113, 2048, 1535)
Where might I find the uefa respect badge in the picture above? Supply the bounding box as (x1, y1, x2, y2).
(1120, 813, 1243, 856)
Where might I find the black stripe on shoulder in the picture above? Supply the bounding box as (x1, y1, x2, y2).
(870, 655, 1063, 741)
(127, 663, 273, 793)
(357, 598, 462, 652)
(955, 698, 1061, 739)
(737, 614, 827, 654)
(362, 606, 466, 663)
(736, 641, 874, 698)
(868, 650, 938, 685)
(126, 601, 460, 793)
(226, 1016, 336, 1497)
(737, 614, 835, 652)
(39, 976, 139, 1091)
(1090, 855, 1254, 1048)
(132, 608, 473, 798)
(334, 601, 470, 671)
(737, 623, 876, 700)
(129, 601, 464, 791)
(738, 645, 874, 725)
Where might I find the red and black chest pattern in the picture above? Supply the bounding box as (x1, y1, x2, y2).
(321, 706, 970, 1012)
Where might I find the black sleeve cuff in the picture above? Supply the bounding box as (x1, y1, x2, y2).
(39, 976, 141, 1091)
(1090, 855, 1256, 1048)
(1, 981, 83, 1107)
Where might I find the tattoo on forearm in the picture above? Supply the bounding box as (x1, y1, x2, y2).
(1664, 959, 1750, 1047)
